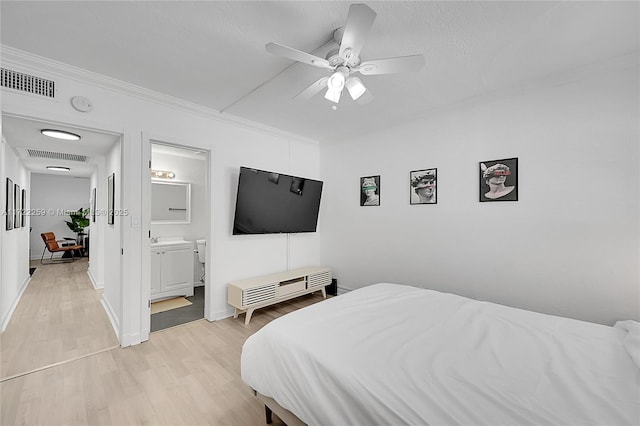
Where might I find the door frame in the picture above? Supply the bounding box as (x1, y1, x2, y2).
(141, 133, 212, 341)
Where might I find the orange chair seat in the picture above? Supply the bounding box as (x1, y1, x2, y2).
(40, 232, 83, 264)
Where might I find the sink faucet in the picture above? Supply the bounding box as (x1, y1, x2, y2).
(151, 237, 158, 243)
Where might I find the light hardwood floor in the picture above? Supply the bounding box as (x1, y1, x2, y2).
(1, 258, 119, 380)
(1, 260, 326, 425)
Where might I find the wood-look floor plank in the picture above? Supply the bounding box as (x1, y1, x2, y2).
(2, 279, 326, 425)
(1, 259, 119, 380)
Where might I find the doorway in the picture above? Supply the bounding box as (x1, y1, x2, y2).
(148, 142, 210, 332)
(0, 113, 122, 379)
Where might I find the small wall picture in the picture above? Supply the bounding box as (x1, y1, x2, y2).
(14, 184, 21, 228)
(91, 187, 97, 222)
(5, 178, 14, 231)
(410, 168, 437, 204)
(479, 157, 518, 202)
(360, 175, 380, 206)
(21, 189, 27, 227)
(107, 173, 115, 225)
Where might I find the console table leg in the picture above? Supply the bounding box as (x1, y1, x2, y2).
(245, 308, 255, 325)
(233, 308, 239, 319)
(321, 288, 326, 298)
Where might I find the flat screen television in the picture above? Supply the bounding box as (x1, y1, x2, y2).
(232, 167, 323, 235)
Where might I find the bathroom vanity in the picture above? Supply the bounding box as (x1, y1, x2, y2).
(151, 239, 194, 301)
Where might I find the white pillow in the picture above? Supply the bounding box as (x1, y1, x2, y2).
(614, 320, 640, 368)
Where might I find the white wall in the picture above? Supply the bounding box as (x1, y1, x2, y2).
(151, 150, 208, 285)
(319, 56, 639, 326)
(0, 139, 31, 331)
(2, 47, 322, 344)
(87, 159, 106, 289)
(29, 173, 90, 259)
(101, 141, 122, 335)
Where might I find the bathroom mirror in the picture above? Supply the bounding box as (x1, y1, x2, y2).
(151, 181, 191, 223)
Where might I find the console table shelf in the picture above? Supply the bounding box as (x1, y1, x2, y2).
(228, 266, 332, 325)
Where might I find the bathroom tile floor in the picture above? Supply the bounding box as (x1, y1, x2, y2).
(151, 285, 205, 332)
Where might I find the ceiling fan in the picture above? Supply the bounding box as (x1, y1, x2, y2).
(265, 3, 425, 104)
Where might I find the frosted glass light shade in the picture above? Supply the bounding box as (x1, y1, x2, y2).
(324, 88, 342, 103)
(346, 77, 366, 100)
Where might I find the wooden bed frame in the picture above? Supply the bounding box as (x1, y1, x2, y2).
(254, 390, 306, 426)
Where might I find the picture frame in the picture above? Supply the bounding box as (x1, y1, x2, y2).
(21, 189, 27, 228)
(91, 187, 96, 222)
(14, 184, 21, 228)
(410, 168, 437, 204)
(360, 175, 380, 206)
(479, 157, 518, 202)
(107, 173, 115, 225)
(5, 178, 14, 230)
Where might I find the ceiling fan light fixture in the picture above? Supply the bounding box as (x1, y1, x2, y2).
(346, 77, 366, 100)
(324, 88, 342, 103)
(41, 129, 81, 141)
(327, 69, 347, 91)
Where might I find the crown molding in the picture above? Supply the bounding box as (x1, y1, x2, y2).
(1, 45, 319, 145)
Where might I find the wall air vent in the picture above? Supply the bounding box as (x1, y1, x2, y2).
(26, 149, 87, 162)
(1, 68, 55, 98)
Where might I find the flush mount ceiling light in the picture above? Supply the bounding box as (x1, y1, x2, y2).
(46, 166, 71, 172)
(151, 169, 175, 179)
(41, 129, 81, 141)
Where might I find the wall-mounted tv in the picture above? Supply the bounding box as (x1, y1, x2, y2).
(232, 167, 323, 235)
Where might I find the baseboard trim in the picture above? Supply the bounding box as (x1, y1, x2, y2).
(214, 309, 234, 321)
(100, 295, 120, 345)
(119, 331, 142, 348)
(0, 275, 30, 332)
(87, 269, 103, 289)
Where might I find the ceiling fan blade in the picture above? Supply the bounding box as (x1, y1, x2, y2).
(294, 76, 329, 100)
(339, 4, 377, 62)
(358, 55, 425, 75)
(266, 42, 334, 70)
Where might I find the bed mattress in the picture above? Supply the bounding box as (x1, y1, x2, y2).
(241, 283, 639, 425)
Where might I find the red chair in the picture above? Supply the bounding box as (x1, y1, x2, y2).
(40, 232, 83, 264)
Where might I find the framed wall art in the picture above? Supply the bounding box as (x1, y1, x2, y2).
(14, 184, 21, 228)
(479, 157, 518, 202)
(21, 189, 27, 228)
(410, 168, 437, 204)
(107, 173, 115, 225)
(360, 175, 380, 206)
(5, 178, 14, 230)
(92, 187, 97, 222)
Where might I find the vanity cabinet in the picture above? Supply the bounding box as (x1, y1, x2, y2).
(151, 241, 194, 301)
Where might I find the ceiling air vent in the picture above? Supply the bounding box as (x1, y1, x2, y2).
(1, 68, 55, 98)
(26, 149, 87, 162)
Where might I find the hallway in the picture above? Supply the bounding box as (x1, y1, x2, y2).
(1, 258, 119, 381)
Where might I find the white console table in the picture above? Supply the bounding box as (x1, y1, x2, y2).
(228, 266, 332, 325)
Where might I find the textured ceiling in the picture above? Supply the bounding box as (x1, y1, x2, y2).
(1, 1, 638, 145)
(2, 115, 120, 177)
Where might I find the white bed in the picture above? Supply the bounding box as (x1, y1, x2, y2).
(241, 283, 640, 426)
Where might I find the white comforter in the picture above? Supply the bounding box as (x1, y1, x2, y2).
(241, 283, 640, 425)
